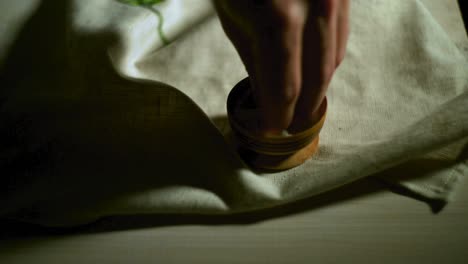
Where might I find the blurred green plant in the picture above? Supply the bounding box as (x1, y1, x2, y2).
(117, 0, 169, 45)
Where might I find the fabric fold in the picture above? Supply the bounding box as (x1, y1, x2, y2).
(0, 0, 467, 227)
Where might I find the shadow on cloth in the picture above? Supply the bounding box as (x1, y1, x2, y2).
(0, 0, 245, 227)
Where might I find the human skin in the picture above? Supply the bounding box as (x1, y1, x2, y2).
(214, 0, 350, 135)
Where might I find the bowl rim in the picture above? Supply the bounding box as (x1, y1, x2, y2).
(227, 77, 328, 155)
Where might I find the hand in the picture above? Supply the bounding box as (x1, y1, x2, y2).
(214, 0, 349, 134)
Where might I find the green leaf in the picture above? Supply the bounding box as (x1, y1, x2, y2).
(116, 0, 170, 46)
(117, 0, 165, 6)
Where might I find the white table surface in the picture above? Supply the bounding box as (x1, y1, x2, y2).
(1, 177, 467, 264)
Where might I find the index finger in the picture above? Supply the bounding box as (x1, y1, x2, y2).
(252, 0, 307, 135)
(290, 0, 340, 133)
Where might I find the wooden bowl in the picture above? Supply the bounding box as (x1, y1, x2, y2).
(227, 77, 327, 171)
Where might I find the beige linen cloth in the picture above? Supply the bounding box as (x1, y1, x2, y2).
(0, 0, 467, 227)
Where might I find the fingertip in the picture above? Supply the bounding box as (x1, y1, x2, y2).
(258, 101, 296, 136)
(336, 0, 350, 67)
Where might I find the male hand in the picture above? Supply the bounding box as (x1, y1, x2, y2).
(214, 0, 349, 134)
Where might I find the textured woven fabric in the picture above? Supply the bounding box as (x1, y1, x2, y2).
(0, 0, 467, 226)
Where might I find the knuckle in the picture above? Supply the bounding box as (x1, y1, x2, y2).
(270, 1, 305, 29)
(273, 81, 300, 106)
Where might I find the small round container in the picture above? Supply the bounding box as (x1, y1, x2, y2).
(227, 77, 327, 171)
